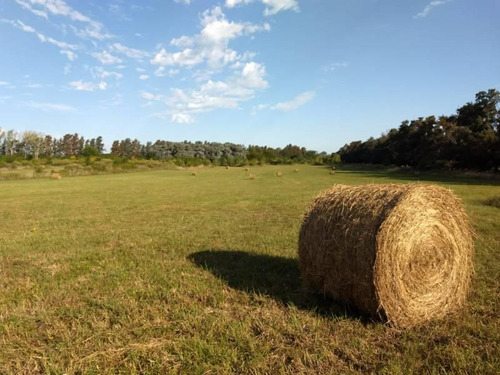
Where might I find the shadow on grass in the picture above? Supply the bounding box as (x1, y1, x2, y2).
(188, 250, 365, 321)
(330, 165, 500, 187)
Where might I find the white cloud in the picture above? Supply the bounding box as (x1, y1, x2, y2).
(151, 6, 270, 71)
(2, 19, 79, 51)
(141, 91, 164, 101)
(14, 0, 48, 18)
(3, 19, 80, 64)
(154, 67, 180, 77)
(171, 113, 194, 124)
(92, 51, 123, 65)
(151, 48, 204, 67)
(0, 81, 10, 86)
(226, 0, 253, 7)
(262, 0, 299, 16)
(111, 43, 149, 60)
(225, 0, 299, 16)
(149, 61, 268, 123)
(16, 0, 112, 40)
(323, 62, 348, 72)
(139, 74, 150, 80)
(60, 50, 77, 61)
(23, 100, 75, 111)
(271, 91, 315, 111)
(70, 80, 107, 91)
(92, 66, 123, 80)
(415, 0, 452, 18)
(174, 0, 191, 4)
(136, 68, 146, 73)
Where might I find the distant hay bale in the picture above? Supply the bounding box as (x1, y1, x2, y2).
(330, 170, 336, 175)
(51, 172, 62, 180)
(249, 173, 256, 180)
(276, 171, 283, 177)
(298, 184, 474, 328)
(226, 166, 230, 170)
(294, 168, 299, 173)
(192, 171, 197, 176)
(245, 167, 249, 172)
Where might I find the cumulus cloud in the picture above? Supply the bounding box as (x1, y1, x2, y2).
(415, 0, 452, 18)
(147, 61, 268, 123)
(70, 80, 107, 91)
(139, 74, 150, 80)
(150, 6, 270, 71)
(173, 0, 191, 4)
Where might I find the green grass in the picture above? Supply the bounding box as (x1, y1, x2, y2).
(0, 165, 498, 374)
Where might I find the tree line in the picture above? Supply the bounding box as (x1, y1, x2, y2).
(0, 131, 105, 159)
(338, 89, 500, 171)
(0, 129, 338, 166)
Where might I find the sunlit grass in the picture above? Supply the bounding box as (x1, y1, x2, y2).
(0, 165, 498, 374)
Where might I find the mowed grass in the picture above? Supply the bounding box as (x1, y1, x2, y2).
(0, 165, 499, 374)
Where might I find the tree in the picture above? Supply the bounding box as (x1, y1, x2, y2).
(22, 131, 45, 159)
(95, 136, 105, 154)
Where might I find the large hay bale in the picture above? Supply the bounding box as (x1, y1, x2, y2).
(298, 184, 474, 327)
(51, 172, 62, 180)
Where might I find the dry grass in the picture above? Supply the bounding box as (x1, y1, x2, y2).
(299, 184, 474, 328)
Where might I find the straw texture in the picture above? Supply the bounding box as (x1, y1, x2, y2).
(298, 184, 474, 327)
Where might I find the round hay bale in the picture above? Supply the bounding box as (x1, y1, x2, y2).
(276, 171, 283, 177)
(249, 173, 256, 180)
(330, 170, 335, 175)
(192, 171, 197, 176)
(244, 167, 249, 172)
(51, 172, 62, 180)
(226, 166, 230, 170)
(294, 168, 299, 173)
(298, 184, 474, 328)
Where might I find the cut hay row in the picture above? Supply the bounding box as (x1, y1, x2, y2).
(298, 184, 474, 328)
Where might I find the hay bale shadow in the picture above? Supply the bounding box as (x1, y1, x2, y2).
(188, 250, 366, 321)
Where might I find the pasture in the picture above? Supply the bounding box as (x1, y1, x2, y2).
(0, 165, 498, 374)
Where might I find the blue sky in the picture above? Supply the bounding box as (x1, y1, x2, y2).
(0, 0, 499, 152)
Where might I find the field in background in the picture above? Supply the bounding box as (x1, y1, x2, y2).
(1, 165, 498, 374)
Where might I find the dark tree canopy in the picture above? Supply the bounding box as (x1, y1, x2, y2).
(338, 89, 500, 171)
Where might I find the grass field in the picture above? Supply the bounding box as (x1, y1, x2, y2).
(1, 165, 499, 374)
